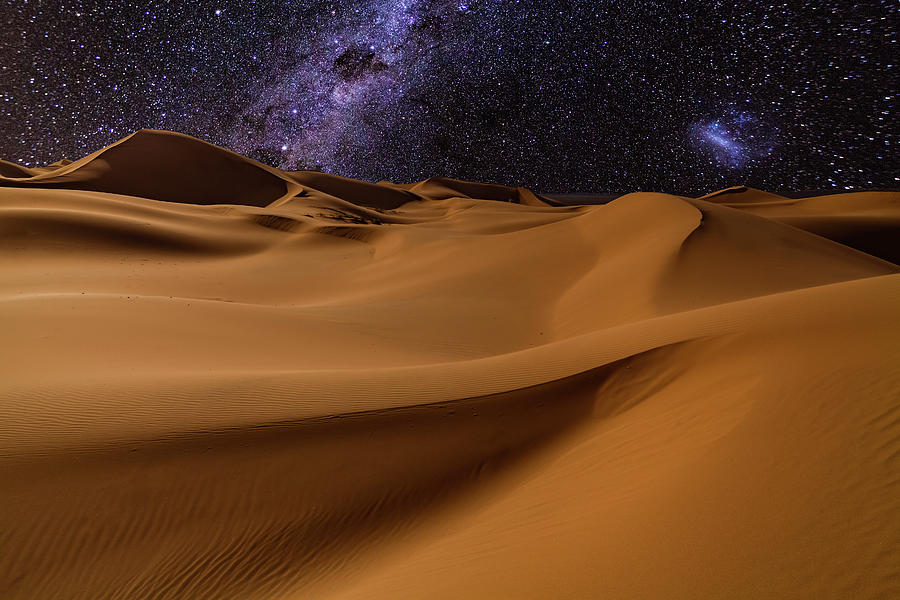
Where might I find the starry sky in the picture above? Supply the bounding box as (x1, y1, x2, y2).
(1, 0, 896, 194)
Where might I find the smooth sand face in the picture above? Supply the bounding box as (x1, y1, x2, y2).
(1, 131, 899, 599)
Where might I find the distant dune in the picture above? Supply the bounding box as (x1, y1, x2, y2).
(1, 132, 899, 599)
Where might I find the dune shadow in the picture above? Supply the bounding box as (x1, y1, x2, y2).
(0, 345, 683, 599)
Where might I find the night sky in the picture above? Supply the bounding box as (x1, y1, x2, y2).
(1, 0, 896, 194)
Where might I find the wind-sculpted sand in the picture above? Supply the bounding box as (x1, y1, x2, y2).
(2, 131, 899, 599)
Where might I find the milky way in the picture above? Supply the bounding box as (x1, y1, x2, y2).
(222, 0, 468, 172)
(1, 0, 896, 194)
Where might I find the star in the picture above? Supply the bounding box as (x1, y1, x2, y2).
(0, 1, 894, 194)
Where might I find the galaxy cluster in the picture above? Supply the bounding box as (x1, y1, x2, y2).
(1, 0, 896, 194)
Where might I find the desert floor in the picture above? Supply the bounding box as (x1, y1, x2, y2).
(2, 130, 899, 599)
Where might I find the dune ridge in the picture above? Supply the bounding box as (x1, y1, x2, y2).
(1, 132, 899, 599)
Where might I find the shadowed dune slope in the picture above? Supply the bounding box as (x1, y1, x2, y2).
(0, 130, 298, 206)
(703, 186, 900, 264)
(0, 159, 36, 178)
(1, 133, 899, 599)
(405, 176, 561, 207)
(284, 170, 421, 210)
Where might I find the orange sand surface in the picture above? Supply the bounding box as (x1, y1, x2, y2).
(2, 131, 899, 599)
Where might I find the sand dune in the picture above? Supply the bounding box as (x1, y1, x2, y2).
(702, 186, 900, 264)
(1, 133, 899, 599)
(0, 159, 36, 179)
(0, 130, 299, 207)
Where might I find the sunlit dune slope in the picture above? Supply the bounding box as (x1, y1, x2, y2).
(1, 132, 898, 600)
